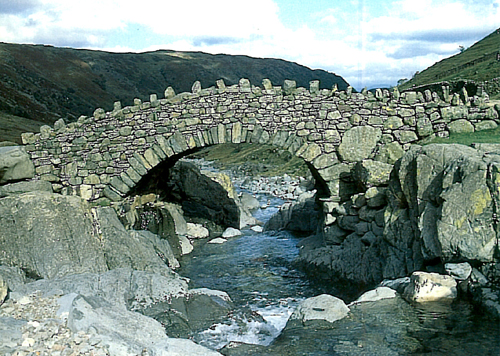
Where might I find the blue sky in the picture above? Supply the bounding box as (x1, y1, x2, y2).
(0, 0, 498, 90)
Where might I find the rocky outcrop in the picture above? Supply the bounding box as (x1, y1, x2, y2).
(299, 143, 500, 315)
(0, 191, 187, 279)
(1, 268, 223, 356)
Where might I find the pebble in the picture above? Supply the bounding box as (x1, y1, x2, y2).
(0, 292, 111, 355)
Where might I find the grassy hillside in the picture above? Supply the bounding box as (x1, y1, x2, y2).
(399, 28, 500, 92)
(0, 42, 349, 143)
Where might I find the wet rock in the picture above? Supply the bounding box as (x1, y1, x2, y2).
(350, 286, 396, 304)
(0, 146, 35, 184)
(222, 227, 242, 238)
(140, 287, 233, 339)
(209, 237, 227, 244)
(403, 271, 457, 302)
(241, 296, 423, 356)
(287, 294, 349, 328)
(179, 234, 194, 255)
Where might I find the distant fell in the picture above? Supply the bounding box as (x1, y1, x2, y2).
(0, 42, 349, 129)
(399, 28, 500, 91)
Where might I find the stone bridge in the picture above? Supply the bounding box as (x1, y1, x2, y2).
(21, 78, 500, 204)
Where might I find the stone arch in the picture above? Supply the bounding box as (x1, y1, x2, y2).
(103, 126, 332, 203)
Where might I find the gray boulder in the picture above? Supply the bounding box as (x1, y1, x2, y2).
(389, 144, 498, 263)
(165, 161, 240, 228)
(0, 191, 181, 280)
(0, 146, 34, 184)
(0, 191, 108, 279)
(403, 271, 457, 302)
(239, 192, 260, 210)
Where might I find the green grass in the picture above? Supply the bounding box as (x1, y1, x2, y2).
(399, 28, 500, 89)
(188, 143, 310, 177)
(422, 126, 500, 146)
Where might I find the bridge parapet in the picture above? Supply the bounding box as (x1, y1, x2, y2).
(20, 78, 500, 203)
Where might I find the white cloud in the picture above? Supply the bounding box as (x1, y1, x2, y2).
(0, 0, 498, 90)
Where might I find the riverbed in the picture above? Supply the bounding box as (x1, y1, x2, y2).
(177, 175, 500, 354)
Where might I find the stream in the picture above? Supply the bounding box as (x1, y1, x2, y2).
(178, 192, 327, 349)
(177, 177, 500, 355)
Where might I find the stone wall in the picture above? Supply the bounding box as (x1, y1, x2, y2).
(20, 78, 500, 204)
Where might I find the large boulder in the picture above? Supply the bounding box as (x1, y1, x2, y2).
(0, 146, 34, 184)
(388, 144, 498, 263)
(0, 191, 181, 280)
(165, 161, 240, 229)
(0, 191, 108, 279)
(301, 143, 500, 290)
(0, 180, 53, 197)
(11, 268, 187, 305)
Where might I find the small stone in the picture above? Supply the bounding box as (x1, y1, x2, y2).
(208, 237, 227, 244)
(22, 337, 36, 347)
(251, 225, 263, 233)
(18, 296, 32, 305)
(186, 223, 210, 239)
(222, 227, 242, 238)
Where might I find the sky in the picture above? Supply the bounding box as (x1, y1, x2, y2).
(0, 0, 499, 90)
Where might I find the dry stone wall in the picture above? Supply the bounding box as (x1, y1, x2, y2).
(20, 78, 500, 203)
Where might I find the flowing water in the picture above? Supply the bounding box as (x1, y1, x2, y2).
(178, 193, 327, 349)
(178, 190, 500, 355)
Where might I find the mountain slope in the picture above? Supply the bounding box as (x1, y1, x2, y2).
(0, 42, 349, 135)
(399, 28, 500, 90)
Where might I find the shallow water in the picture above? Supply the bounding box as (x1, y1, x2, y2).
(178, 193, 327, 349)
(178, 191, 500, 354)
